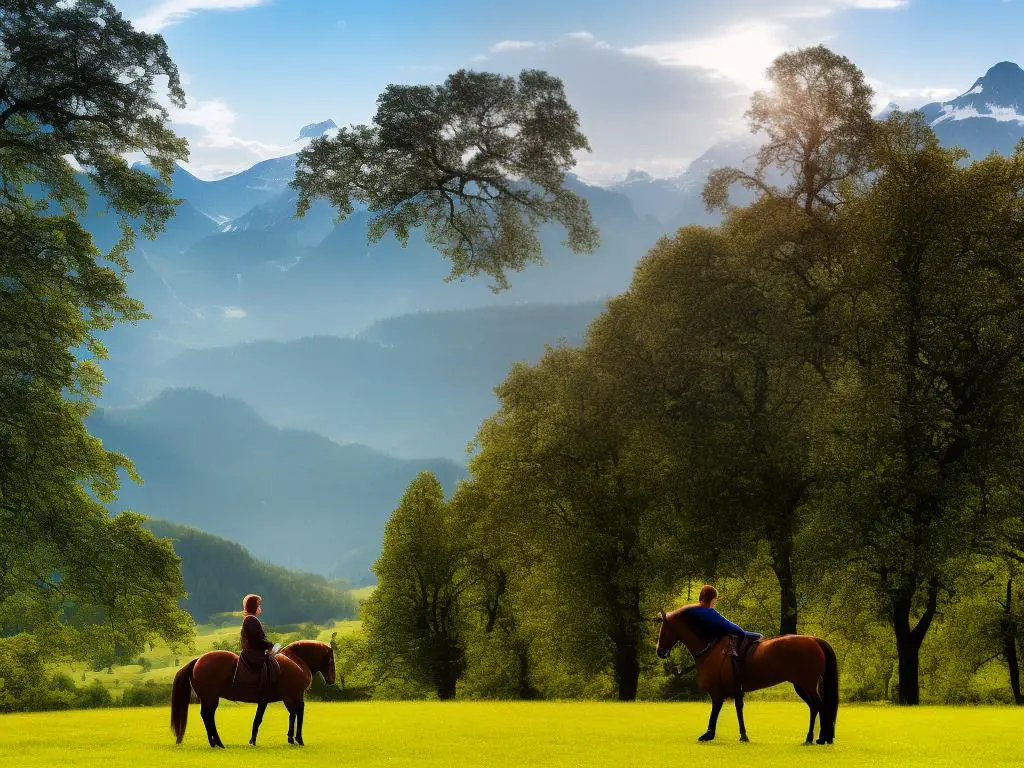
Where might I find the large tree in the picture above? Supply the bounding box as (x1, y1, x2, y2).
(470, 346, 681, 700)
(0, 0, 191, 659)
(292, 69, 599, 290)
(589, 217, 825, 636)
(819, 114, 1024, 704)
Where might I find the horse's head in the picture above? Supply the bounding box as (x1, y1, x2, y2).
(656, 609, 676, 659)
(656, 607, 709, 659)
(322, 644, 336, 686)
(283, 641, 336, 685)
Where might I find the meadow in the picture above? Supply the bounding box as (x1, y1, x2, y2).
(0, 701, 1020, 767)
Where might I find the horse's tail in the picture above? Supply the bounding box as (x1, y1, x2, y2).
(817, 639, 839, 742)
(171, 658, 197, 744)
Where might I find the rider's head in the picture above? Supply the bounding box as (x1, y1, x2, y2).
(243, 594, 262, 616)
(698, 584, 718, 608)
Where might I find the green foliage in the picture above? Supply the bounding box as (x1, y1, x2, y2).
(362, 472, 472, 699)
(704, 44, 874, 214)
(293, 69, 599, 289)
(0, 0, 193, 660)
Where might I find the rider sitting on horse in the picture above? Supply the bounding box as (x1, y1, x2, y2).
(237, 593, 281, 697)
(691, 584, 762, 693)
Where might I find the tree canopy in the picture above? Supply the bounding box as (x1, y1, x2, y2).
(292, 69, 599, 290)
(0, 0, 192, 660)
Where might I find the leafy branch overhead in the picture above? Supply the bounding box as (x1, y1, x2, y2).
(292, 69, 600, 290)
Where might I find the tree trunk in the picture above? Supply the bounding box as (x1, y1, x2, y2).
(895, 630, 922, 705)
(770, 534, 799, 635)
(1002, 577, 1023, 705)
(891, 577, 938, 706)
(614, 641, 640, 701)
(436, 678, 457, 700)
(515, 644, 539, 700)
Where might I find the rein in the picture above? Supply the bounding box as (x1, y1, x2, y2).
(689, 638, 717, 660)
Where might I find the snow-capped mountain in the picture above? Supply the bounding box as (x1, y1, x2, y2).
(919, 61, 1024, 158)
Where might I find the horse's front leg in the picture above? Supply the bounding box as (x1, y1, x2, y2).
(735, 695, 749, 742)
(249, 701, 268, 746)
(699, 697, 724, 742)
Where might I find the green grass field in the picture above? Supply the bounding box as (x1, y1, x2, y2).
(0, 702, 1019, 767)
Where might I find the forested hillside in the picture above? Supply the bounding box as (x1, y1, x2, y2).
(144, 520, 356, 624)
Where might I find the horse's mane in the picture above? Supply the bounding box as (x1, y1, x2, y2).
(283, 640, 329, 656)
(669, 605, 716, 645)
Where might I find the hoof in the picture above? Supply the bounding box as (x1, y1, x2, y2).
(296, 740, 305, 747)
(697, 731, 716, 742)
(816, 737, 834, 745)
(739, 734, 749, 743)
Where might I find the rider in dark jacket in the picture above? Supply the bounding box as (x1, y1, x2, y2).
(236, 594, 280, 698)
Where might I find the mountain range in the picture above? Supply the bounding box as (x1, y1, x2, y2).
(91, 389, 465, 580)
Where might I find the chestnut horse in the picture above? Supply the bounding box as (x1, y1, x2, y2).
(656, 607, 838, 745)
(170, 640, 336, 748)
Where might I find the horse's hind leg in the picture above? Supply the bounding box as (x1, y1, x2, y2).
(199, 698, 225, 749)
(294, 700, 305, 746)
(249, 701, 268, 746)
(794, 685, 819, 745)
(698, 696, 724, 742)
(734, 695, 749, 742)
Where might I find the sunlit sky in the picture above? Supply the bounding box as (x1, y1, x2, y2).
(114, 0, 1024, 183)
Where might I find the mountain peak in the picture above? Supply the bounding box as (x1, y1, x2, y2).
(622, 169, 653, 184)
(980, 61, 1024, 85)
(923, 60, 1024, 127)
(295, 119, 338, 141)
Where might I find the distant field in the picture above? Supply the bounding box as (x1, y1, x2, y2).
(0, 702, 1020, 767)
(59, 620, 362, 694)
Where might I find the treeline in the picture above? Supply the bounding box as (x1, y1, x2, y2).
(144, 521, 356, 625)
(352, 47, 1024, 706)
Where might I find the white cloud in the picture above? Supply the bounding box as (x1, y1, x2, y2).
(622, 22, 791, 91)
(842, 0, 908, 8)
(867, 76, 958, 112)
(134, 0, 271, 33)
(489, 40, 538, 53)
(221, 306, 248, 319)
(483, 33, 752, 183)
(167, 95, 300, 179)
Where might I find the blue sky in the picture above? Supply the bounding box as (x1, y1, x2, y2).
(115, 0, 1024, 182)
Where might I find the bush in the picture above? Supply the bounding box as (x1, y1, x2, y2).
(76, 680, 113, 709)
(121, 681, 174, 708)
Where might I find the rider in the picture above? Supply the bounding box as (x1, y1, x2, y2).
(690, 584, 762, 694)
(238, 594, 281, 697)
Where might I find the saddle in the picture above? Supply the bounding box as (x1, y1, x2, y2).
(233, 650, 281, 700)
(728, 633, 762, 695)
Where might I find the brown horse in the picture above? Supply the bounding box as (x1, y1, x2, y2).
(656, 607, 838, 745)
(170, 640, 336, 748)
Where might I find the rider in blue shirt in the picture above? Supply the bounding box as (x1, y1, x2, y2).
(693, 584, 762, 693)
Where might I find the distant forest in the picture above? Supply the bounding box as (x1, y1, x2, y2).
(144, 521, 356, 625)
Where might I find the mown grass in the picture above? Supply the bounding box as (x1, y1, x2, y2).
(0, 701, 1020, 767)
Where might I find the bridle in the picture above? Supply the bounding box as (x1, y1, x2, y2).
(659, 609, 716, 661)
